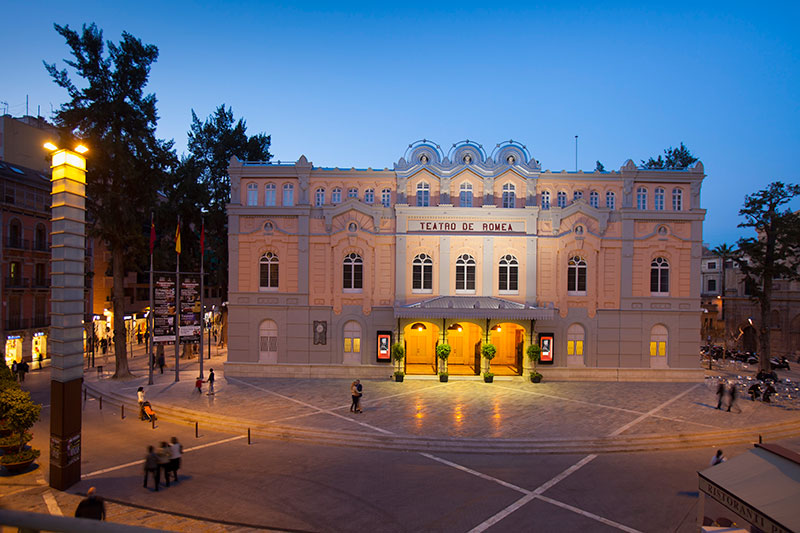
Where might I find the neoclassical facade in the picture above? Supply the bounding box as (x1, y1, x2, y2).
(225, 140, 706, 380)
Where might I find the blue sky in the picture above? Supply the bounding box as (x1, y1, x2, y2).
(2, 1, 798, 246)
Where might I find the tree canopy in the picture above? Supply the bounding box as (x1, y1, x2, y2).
(641, 142, 697, 169)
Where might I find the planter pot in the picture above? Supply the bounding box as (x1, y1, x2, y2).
(439, 374, 449, 382)
(483, 375, 494, 383)
(1, 458, 35, 474)
(395, 374, 404, 382)
(1, 443, 23, 454)
(531, 375, 542, 383)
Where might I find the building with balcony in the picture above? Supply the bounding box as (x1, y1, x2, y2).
(225, 140, 707, 381)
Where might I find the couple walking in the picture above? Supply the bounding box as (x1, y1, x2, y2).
(350, 379, 363, 413)
(143, 437, 183, 491)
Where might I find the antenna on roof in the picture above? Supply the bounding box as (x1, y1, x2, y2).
(574, 135, 578, 172)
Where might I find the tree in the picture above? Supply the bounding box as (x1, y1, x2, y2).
(735, 182, 800, 371)
(45, 23, 175, 378)
(641, 142, 697, 169)
(184, 105, 272, 297)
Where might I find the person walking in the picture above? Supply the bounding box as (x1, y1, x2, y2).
(194, 376, 203, 394)
(137, 387, 146, 420)
(715, 380, 726, 410)
(169, 437, 183, 483)
(710, 449, 726, 466)
(157, 351, 165, 374)
(11, 361, 18, 381)
(207, 368, 215, 395)
(157, 442, 171, 488)
(18, 360, 28, 382)
(726, 383, 738, 413)
(144, 446, 160, 491)
(74, 486, 106, 520)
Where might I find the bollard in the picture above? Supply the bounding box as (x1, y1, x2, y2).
(99, 396, 102, 410)
(152, 417, 155, 430)
(759, 434, 762, 444)
(248, 428, 251, 445)
(195, 422, 198, 438)
(121, 404, 125, 419)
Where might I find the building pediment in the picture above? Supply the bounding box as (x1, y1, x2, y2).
(324, 199, 387, 232)
(545, 200, 610, 235)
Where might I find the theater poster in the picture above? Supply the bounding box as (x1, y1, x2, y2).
(538, 333, 554, 364)
(377, 331, 392, 363)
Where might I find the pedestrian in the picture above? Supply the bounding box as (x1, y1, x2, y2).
(710, 449, 726, 466)
(157, 442, 171, 488)
(18, 360, 28, 382)
(748, 382, 761, 401)
(74, 486, 105, 520)
(350, 379, 363, 413)
(194, 376, 203, 394)
(11, 361, 18, 381)
(206, 368, 215, 395)
(144, 446, 160, 491)
(762, 382, 777, 403)
(101, 338, 108, 355)
(726, 383, 738, 412)
(137, 387, 146, 420)
(169, 437, 183, 483)
(157, 351, 165, 374)
(715, 380, 726, 409)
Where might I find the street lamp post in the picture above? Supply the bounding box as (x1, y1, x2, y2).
(45, 141, 88, 490)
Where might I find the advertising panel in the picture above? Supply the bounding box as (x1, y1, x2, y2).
(377, 331, 392, 362)
(179, 275, 201, 344)
(538, 333, 554, 364)
(153, 274, 176, 344)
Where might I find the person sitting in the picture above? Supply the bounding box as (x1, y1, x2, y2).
(748, 383, 761, 401)
(762, 383, 777, 403)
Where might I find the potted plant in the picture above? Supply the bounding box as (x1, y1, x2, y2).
(436, 344, 451, 382)
(392, 342, 405, 382)
(481, 343, 497, 383)
(0, 387, 42, 474)
(527, 343, 543, 383)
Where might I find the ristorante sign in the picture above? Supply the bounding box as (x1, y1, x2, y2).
(408, 220, 525, 233)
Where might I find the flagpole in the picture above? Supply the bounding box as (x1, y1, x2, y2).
(175, 215, 181, 383)
(148, 212, 154, 386)
(199, 217, 205, 380)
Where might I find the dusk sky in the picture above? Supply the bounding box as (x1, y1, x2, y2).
(2, 1, 798, 246)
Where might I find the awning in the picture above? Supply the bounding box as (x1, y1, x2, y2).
(395, 296, 554, 320)
(698, 444, 800, 533)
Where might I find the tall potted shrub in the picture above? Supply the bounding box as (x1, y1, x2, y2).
(527, 342, 543, 383)
(0, 387, 42, 473)
(436, 344, 451, 382)
(481, 343, 497, 383)
(392, 342, 405, 382)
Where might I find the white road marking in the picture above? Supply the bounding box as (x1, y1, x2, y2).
(42, 490, 62, 516)
(609, 383, 701, 437)
(536, 494, 644, 533)
(532, 454, 597, 495)
(418, 453, 528, 494)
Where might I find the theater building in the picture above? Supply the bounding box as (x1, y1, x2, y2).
(225, 140, 706, 381)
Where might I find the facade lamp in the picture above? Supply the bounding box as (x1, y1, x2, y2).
(448, 323, 463, 332)
(411, 322, 426, 331)
(492, 325, 502, 332)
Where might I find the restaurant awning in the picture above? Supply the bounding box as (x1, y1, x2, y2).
(394, 296, 555, 320)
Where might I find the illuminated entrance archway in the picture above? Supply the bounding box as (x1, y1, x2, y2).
(404, 321, 439, 374)
(445, 322, 482, 375)
(489, 322, 524, 375)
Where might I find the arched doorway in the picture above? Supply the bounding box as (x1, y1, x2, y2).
(489, 323, 524, 375)
(343, 321, 362, 365)
(445, 322, 482, 375)
(404, 322, 439, 374)
(649, 324, 668, 368)
(741, 326, 757, 354)
(258, 320, 278, 363)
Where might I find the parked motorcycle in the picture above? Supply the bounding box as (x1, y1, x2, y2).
(770, 356, 791, 371)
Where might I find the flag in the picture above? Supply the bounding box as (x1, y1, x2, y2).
(149, 218, 156, 255)
(175, 221, 181, 255)
(200, 219, 205, 257)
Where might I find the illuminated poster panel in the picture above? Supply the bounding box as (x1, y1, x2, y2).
(377, 331, 392, 363)
(538, 333, 554, 364)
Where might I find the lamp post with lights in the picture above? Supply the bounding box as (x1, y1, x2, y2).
(44, 141, 88, 490)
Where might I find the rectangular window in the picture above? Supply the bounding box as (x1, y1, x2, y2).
(466, 266, 475, 291)
(567, 340, 575, 355)
(707, 279, 717, 292)
(576, 340, 583, 355)
(265, 187, 276, 206)
(344, 338, 352, 352)
(707, 261, 716, 270)
(353, 338, 360, 353)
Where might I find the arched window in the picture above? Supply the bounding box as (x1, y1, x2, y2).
(344, 321, 362, 354)
(348, 187, 358, 199)
(259, 320, 278, 362)
(573, 190, 583, 202)
(605, 191, 616, 209)
(650, 324, 667, 357)
(416, 182, 430, 207)
(498, 254, 519, 293)
(343, 253, 363, 291)
(412, 253, 433, 292)
(672, 188, 683, 211)
(541, 191, 551, 210)
(246, 183, 258, 206)
(9, 219, 22, 247)
(264, 183, 276, 206)
(381, 188, 391, 207)
(567, 324, 585, 356)
(557, 191, 567, 208)
(589, 191, 599, 208)
(332, 188, 342, 204)
(502, 183, 516, 208)
(35, 224, 47, 251)
(455, 254, 476, 292)
(283, 183, 294, 206)
(636, 187, 647, 210)
(314, 188, 325, 207)
(259, 252, 279, 290)
(654, 187, 665, 210)
(459, 182, 473, 207)
(651, 257, 669, 294)
(567, 256, 587, 294)
(364, 189, 375, 204)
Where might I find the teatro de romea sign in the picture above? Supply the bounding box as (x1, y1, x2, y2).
(408, 219, 524, 233)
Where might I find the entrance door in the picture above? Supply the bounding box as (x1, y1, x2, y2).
(446, 322, 481, 375)
(490, 323, 524, 375)
(405, 322, 437, 374)
(259, 320, 278, 363)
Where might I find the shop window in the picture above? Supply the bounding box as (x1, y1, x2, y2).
(502, 183, 516, 208)
(381, 188, 391, 207)
(412, 253, 433, 292)
(455, 254, 476, 293)
(264, 183, 276, 206)
(672, 188, 683, 211)
(541, 191, 551, 210)
(283, 184, 294, 206)
(348, 187, 358, 199)
(332, 188, 342, 204)
(637, 187, 647, 210)
(315, 188, 325, 207)
(567, 256, 587, 294)
(343, 253, 363, 291)
(364, 189, 375, 204)
(606, 191, 616, 209)
(246, 183, 258, 206)
(416, 182, 430, 207)
(567, 323, 585, 355)
(589, 190, 599, 208)
(343, 321, 362, 353)
(498, 254, 518, 293)
(649, 324, 667, 357)
(654, 187, 665, 210)
(259, 252, 279, 290)
(557, 191, 567, 208)
(650, 257, 670, 294)
(460, 182, 473, 207)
